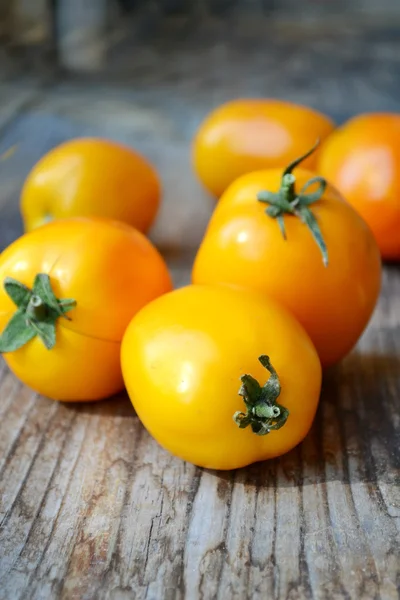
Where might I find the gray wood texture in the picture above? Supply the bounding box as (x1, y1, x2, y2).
(3, 0, 400, 72)
(0, 20, 399, 599)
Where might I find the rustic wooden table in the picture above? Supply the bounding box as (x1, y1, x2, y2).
(0, 20, 399, 600)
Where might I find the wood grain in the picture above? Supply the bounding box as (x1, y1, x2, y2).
(0, 22, 399, 599)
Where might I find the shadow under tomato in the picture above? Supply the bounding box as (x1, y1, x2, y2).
(62, 390, 135, 418)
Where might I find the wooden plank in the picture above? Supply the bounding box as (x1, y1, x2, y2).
(0, 271, 399, 599)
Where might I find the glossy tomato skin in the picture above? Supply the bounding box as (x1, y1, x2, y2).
(21, 138, 161, 234)
(121, 285, 322, 470)
(192, 169, 381, 367)
(193, 99, 335, 198)
(0, 218, 172, 400)
(318, 113, 400, 260)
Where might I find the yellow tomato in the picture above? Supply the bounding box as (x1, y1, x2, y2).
(193, 99, 335, 197)
(0, 218, 172, 400)
(192, 146, 381, 367)
(121, 285, 322, 470)
(21, 138, 160, 233)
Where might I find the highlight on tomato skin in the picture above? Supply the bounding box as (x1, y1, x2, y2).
(21, 137, 161, 235)
(192, 145, 382, 368)
(192, 98, 335, 198)
(317, 113, 400, 261)
(0, 217, 172, 402)
(121, 284, 322, 470)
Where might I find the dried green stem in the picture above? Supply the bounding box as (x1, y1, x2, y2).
(25, 295, 47, 321)
(257, 140, 329, 266)
(233, 355, 289, 436)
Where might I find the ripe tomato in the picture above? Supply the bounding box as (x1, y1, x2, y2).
(0, 218, 172, 401)
(121, 285, 321, 470)
(192, 99, 334, 198)
(21, 138, 160, 234)
(192, 147, 381, 367)
(318, 113, 400, 260)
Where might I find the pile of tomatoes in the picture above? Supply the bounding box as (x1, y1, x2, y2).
(0, 100, 398, 470)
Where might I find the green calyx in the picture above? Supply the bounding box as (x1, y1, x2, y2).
(257, 141, 329, 266)
(0, 274, 76, 352)
(233, 355, 289, 436)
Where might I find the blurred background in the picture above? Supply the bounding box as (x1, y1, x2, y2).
(0, 0, 399, 267)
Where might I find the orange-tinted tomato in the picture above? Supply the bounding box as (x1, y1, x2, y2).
(0, 218, 172, 401)
(193, 99, 335, 197)
(192, 167, 381, 367)
(318, 113, 400, 260)
(121, 285, 322, 470)
(21, 138, 161, 234)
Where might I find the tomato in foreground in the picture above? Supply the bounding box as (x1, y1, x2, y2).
(192, 145, 381, 367)
(121, 284, 322, 470)
(318, 113, 400, 260)
(0, 218, 172, 401)
(21, 138, 161, 234)
(192, 99, 334, 198)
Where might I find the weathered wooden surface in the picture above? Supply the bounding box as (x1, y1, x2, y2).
(0, 22, 400, 599)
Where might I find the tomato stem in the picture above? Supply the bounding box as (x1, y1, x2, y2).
(0, 274, 76, 352)
(257, 140, 329, 266)
(233, 355, 289, 435)
(26, 295, 47, 321)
